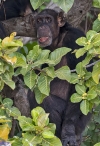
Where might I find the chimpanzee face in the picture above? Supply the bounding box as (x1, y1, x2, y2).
(35, 9, 65, 48)
(35, 14, 54, 47)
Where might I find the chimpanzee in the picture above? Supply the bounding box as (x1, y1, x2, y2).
(28, 9, 92, 146)
(0, 0, 33, 39)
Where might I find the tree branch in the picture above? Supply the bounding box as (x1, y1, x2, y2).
(71, 59, 100, 73)
(1, 13, 37, 38)
(65, 0, 93, 27)
(1, 0, 93, 37)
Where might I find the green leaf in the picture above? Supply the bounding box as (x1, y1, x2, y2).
(12, 52, 27, 67)
(71, 93, 82, 103)
(20, 65, 31, 76)
(94, 142, 100, 146)
(76, 62, 85, 76)
(47, 123, 56, 134)
(55, 66, 71, 82)
(42, 136, 62, 146)
(37, 113, 49, 127)
(42, 130, 54, 139)
(93, 0, 100, 8)
(92, 33, 100, 46)
(31, 107, 45, 124)
(27, 45, 41, 62)
(24, 71, 37, 89)
(80, 100, 89, 115)
(85, 77, 96, 87)
(34, 87, 47, 104)
(1, 74, 15, 89)
(95, 116, 100, 124)
(76, 37, 87, 46)
(38, 74, 52, 96)
(2, 38, 23, 48)
(30, 0, 45, 10)
(93, 47, 100, 54)
(44, 67, 55, 78)
(52, 0, 74, 13)
(75, 48, 86, 58)
(70, 73, 79, 84)
(14, 67, 22, 76)
(86, 30, 97, 41)
(82, 54, 92, 66)
(92, 61, 100, 84)
(22, 133, 42, 146)
(4, 64, 14, 77)
(96, 84, 100, 95)
(75, 84, 86, 95)
(0, 80, 4, 91)
(84, 44, 93, 50)
(18, 116, 35, 131)
(87, 90, 97, 100)
(0, 61, 4, 73)
(93, 18, 100, 32)
(84, 72, 91, 80)
(38, 50, 50, 60)
(3, 98, 13, 108)
(10, 137, 23, 146)
(32, 59, 55, 68)
(98, 13, 100, 20)
(49, 47, 71, 65)
(7, 107, 21, 118)
(3, 47, 19, 55)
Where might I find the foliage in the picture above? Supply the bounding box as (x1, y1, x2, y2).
(0, 32, 23, 90)
(93, 0, 100, 8)
(0, 0, 100, 146)
(0, 97, 62, 146)
(81, 105, 100, 146)
(17, 45, 71, 103)
(30, 0, 74, 13)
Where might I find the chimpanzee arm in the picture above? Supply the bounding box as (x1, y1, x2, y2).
(61, 101, 91, 146)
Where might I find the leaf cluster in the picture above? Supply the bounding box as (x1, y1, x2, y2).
(15, 45, 71, 104)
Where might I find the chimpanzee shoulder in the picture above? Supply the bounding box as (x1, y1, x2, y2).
(58, 22, 85, 69)
(60, 22, 85, 49)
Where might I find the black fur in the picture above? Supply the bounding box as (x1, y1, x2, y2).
(28, 9, 91, 146)
(0, 0, 33, 39)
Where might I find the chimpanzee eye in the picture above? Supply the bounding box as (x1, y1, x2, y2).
(37, 18, 42, 23)
(46, 17, 52, 23)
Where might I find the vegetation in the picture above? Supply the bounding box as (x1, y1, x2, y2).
(0, 0, 100, 146)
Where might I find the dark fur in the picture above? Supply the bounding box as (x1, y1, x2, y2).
(28, 9, 91, 146)
(0, 0, 33, 39)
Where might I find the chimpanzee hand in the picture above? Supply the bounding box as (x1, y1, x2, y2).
(62, 135, 78, 146)
(61, 123, 78, 146)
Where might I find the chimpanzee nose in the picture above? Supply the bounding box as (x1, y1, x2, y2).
(39, 25, 46, 29)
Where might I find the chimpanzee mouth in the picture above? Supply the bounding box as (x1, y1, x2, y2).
(39, 37, 49, 43)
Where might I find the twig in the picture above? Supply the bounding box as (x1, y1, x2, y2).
(71, 59, 100, 73)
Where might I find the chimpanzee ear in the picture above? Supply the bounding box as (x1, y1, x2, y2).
(57, 11, 66, 27)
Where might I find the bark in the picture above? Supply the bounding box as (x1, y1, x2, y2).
(1, 13, 37, 39)
(65, 0, 93, 27)
(47, 0, 93, 27)
(1, 0, 93, 38)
